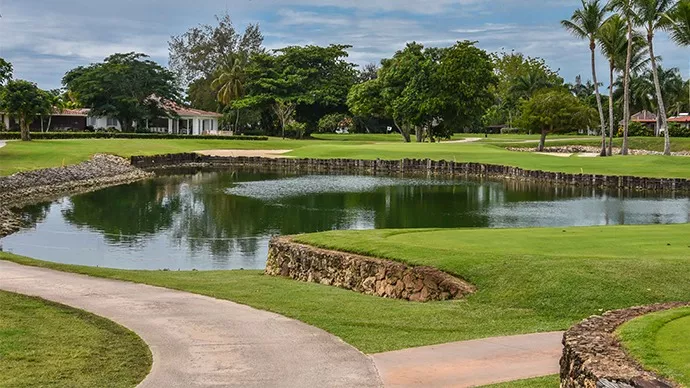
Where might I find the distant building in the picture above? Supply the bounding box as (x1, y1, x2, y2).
(1, 101, 222, 135)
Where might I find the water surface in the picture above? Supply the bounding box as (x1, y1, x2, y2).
(2, 169, 689, 270)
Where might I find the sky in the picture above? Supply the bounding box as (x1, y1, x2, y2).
(0, 0, 688, 90)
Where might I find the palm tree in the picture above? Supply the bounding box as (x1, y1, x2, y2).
(211, 53, 247, 132)
(562, 0, 608, 155)
(665, 0, 690, 123)
(608, 0, 637, 155)
(666, 0, 690, 45)
(598, 15, 649, 154)
(633, 0, 675, 155)
(510, 68, 555, 99)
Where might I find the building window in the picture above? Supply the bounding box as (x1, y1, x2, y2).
(106, 117, 119, 127)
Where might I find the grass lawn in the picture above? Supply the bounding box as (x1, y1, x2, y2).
(3, 136, 690, 178)
(618, 307, 690, 386)
(4, 224, 690, 355)
(481, 375, 559, 387)
(0, 290, 151, 388)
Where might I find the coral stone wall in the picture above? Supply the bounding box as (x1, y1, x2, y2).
(561, 303, 690, 388)
(131, 153, 690, 192)
(266, 237, 476, 302)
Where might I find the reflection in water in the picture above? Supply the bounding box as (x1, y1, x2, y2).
(1, 169, 689, 270)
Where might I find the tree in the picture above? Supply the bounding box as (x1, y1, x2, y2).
(517, 89, 597, 151)
(63, 53, 181, 132)
(358, 63, 379, 82)
(0, 80, 52, 141)
(488, 51, 563, 127)
(237, 45, 356, 137)
(608, 0, 637, 155)
(40, 90, 66, 132)
(666, 0, 690, 45)
(169, 13, 263, 88)
(0, 58, 12, 86)
(347, 78, 404, 139)
(212, 53, 248, 131)
(562, 0, 608, 156)
(633, 0, 675, 155)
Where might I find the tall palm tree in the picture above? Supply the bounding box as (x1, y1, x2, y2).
(665, 0, 690, 122)
(562, 0, 608, 155)
(598, 15, 649, 154)
(608, 0, 637, 155)
(211, 53, 247, 132)
(633, 0, 675, 155)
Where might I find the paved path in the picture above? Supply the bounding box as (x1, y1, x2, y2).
(372, 332, 564, 387)
(0, 140, 5, 149)
(0, 261, 381, 388)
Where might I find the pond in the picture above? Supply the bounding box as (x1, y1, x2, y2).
(2, 168, 689, 270)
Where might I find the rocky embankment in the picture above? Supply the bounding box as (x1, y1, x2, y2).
(267, 237, 476, 302)
(561, 302, 689, 387)
(508, 145, 690, 156)
(0, 154, 152, 238)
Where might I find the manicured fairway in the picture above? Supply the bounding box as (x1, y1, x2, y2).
(618, 307, 690, 386)
(4, 136, 690, 178)
(4, 224, 690, 354)
(0, 290, 151, 388)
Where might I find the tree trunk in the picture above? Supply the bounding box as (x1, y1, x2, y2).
(538, 127, 548, 152)
(40, 116, 45, 133)
(20, 118, 31, 142)
(235, 109, 241, 133)
(415, 126, 423, 142)
(647, 32, 671, 155)
(608, 62, 615, 157)
(590, 40, 607, 157)
(393, 118, 411, 143)
(47, 116, 53, 132)
(622, 22, 633, 155)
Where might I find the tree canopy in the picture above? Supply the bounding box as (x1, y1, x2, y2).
(236, 44, 356, 136)
(0, 58, 12, 86)
(0, 80, 52, 141)
(517, 88, 597, 151)
(63, 53, 181, 132)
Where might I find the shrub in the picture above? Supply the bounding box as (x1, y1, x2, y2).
(617, 121, 654, 137)
(668, 122, 690, 138)
(317, 114, 352, 133)
(0, 132, 269, 141)
(284, 121, 307, 139)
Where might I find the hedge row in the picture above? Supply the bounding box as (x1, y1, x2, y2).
(0, 132, 269, 141)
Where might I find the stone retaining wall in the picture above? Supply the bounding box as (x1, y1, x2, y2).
(266, 237, 476, 302)
(0, 154, 152, 238)
(561, 302, 690, 388)
(131, 153, 690, 192)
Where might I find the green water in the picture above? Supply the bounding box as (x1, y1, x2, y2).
(2, 168, 688, 270)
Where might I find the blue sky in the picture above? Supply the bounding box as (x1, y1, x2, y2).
(0, 0, 688, 89)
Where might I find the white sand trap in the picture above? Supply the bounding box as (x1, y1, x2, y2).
(535, 152, 573, 158)
(443, 138, 483, 144)
(578, 153, 600, 158)
(195, 149, 292, 158)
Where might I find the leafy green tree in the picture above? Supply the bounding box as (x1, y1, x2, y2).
(488, 51, 563, 127)
(562, 0, 608, 155)
(0, 80, 52, 141)
(358, 63, 379, 82)
(40, 89, 66, 132)
(212, 53, 248, 131)
(169, 13, 263, 88)
(63, 53, 181, 132)
(0, 58, 12, 86)
(633, 0, 676, 154)
(237, 45, 356, 137)
(347, 79, 403, 139)
(517, 89, 597, 151)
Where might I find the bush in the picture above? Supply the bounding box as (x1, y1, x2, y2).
(284, 121, 307, 139)
(317, 114, 351, 133)
(617, 121, 654, 137)
(668, 122, 690, 138)
(0, 132, 269, 141)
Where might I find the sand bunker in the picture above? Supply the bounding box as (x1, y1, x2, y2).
(195, 149, 292, 158)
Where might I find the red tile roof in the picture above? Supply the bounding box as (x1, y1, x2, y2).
(669, 115, 690, 123)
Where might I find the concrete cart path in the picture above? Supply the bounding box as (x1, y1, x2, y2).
(0, 260, 382, 388)
(372, 331, 564, 387)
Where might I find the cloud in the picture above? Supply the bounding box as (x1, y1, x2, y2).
(1, 0, 687, 90)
